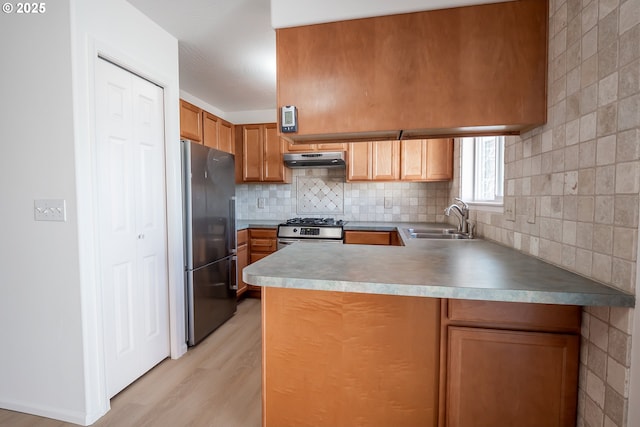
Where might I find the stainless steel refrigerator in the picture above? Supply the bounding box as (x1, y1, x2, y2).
(182, 140, 237, 346)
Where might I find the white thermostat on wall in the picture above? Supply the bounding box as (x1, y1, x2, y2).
(281, 105, 297, 133)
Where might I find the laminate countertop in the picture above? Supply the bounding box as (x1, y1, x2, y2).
(243, 222, 635, 307)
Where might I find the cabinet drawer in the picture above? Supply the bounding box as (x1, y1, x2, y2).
(237, 229, 248, 245)
(250, 229, 277, 239)
(446, 299, 581, 333)
(344, 231, 391, 245)
(250, 238, 276, 253)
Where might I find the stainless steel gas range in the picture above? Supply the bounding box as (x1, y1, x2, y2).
(277, 217, 346, 250)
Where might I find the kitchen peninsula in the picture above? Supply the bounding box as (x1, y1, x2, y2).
(244, 227, 634, 427)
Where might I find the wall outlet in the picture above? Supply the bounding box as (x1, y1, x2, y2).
(34, 199, 66, 222)
(257, 197, 265, 209)
(384, 197, 392, 209)
(504, 198, 516, 222)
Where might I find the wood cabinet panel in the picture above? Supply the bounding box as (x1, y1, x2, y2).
(371, 140, 399, 180)
(263, 124, 287, 182)
(426, 139, 453, 181)
(263, 288, 440, 427)
(179, 100, 202, 142)
(287, 142, 347, 152)
(218, 120, 234, 154)
(276, 0, 547, 142)
(445, 326, 579, 427)
(347, 142, 372, 181)
(240, 124, 290, 183)
(446, 299, 581, 333)
(247, 228, 277, 296)
(236, 230, 249, 297)
(242, 125, 263, 182)
(401, 139, 428, 181)
(347, 141, 399, 181)
(344, 231, 391, 245)
(202, 111, 219, 150)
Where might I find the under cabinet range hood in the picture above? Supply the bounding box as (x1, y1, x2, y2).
(283, 151, 345, 168)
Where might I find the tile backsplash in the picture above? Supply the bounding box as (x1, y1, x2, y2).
(236, 168, 450, 222)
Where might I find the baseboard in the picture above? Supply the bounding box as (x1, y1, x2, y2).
(0, 397, 96, 426)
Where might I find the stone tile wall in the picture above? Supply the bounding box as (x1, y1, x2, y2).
(236, 168, 451, 222)
(452, 1, 640, 426)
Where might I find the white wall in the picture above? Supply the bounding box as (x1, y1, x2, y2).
(0, 0, 183, 424)
(0, 0, 87, 422)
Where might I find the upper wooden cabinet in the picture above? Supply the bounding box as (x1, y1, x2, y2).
(203, 111, 235, 154)
(276, 0, 547, 143)
(426, 138, 453, 181)
(347, 140, 399, 182)
(350, 139, 452, 182)
(179, 100, 202, 142)
(239, 123, 291, 183)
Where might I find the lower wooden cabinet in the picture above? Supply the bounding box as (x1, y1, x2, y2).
(246, 228, 278, 297)
(236, 230, 249, 297)
(344, 230, 402, 246)
(445, 327, 579, 427)
(440, 300, 581, 427)
(263, 288, 440, 427)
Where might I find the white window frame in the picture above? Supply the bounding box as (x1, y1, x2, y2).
(460, 136, 505, 208)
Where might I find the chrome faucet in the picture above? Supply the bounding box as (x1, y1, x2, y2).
(444, 198, 470, 234)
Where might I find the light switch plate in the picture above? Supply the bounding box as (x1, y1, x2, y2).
(257, 197, 265, 209)
(384, 197, 392, 209)
(34, 199, 66, 222)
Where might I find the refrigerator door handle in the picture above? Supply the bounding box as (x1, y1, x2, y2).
(230, 256, 238, 290)
(229, 196, 237, 254)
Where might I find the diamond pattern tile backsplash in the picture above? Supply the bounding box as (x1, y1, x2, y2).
(296, 176, 344, 215)
(236, 168, 450, 222)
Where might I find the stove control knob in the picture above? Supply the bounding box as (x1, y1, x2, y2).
(293, 228, 298, 233)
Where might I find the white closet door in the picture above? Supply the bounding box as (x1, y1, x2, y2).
(95, 58, 170, 398)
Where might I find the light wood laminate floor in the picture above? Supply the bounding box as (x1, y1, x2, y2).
(0, 298, 262, 427)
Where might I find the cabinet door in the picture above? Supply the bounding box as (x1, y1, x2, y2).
(347, 142, 372, 181)
(242, 125, 263, 181)
(236, 242, 248, 296)
(218, 120, 234, 154)
(371, 140, 399, 180)
(202, 111, 219, 149)
(287, 142, 317, 152)
(180, 100, 202, 142)
(426, 138, 453, 181)
(401, 139, 428, 181)
(263, 123, 287, 182)
(445, 326, 579, 427)
(316, 143, 347, 151)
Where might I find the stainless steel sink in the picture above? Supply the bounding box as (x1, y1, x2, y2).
(405, 228, 473, 240)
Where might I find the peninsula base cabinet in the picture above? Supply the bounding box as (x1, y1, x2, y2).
(262, 287, 440, 427)
(440, 299, 581, 427)
(261, 293, 581, 427)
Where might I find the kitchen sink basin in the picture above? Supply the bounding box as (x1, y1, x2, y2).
(405, 228, 473, 240)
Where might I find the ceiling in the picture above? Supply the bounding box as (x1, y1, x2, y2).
(126, 0, 509, 119)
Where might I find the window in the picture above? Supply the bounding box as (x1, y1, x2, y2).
(460, 136, 504, 204)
